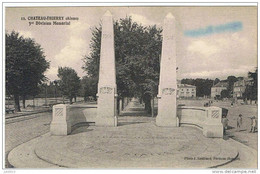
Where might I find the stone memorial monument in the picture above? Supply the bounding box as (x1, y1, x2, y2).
(96, 10, 118, 126)
(156, 13, 177, 127)
(50, 104, 71, 135)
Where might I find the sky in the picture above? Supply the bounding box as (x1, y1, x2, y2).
(5, 6, 257, 81)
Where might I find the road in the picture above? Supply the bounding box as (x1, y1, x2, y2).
(5, 112, 52, 167)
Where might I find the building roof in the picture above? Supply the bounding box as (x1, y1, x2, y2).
(212, 81, 228, 88)
(234, 77, 253, 87)
(178, 84, 196, 88)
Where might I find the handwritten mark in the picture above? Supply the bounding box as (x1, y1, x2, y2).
(184, 21, 242, 37)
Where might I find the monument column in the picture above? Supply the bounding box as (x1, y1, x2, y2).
(96, 10, 117, 126)
(156, 13, 177, 127)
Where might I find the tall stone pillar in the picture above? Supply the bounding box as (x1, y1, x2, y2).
(96, 10, 117, 126)
(156, 13, 177, 127)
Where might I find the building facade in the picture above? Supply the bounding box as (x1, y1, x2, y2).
(211, 81, 228, 98)
(233, 78, 252, 98)
(177, 83, 196, 98)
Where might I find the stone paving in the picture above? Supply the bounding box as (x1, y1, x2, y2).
(31, 123, 239, 168)
(8, 99, 258, 168)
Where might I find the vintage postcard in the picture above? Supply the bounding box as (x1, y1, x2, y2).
(3, 2, 258, 172)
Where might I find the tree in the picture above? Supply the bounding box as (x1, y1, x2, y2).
(83, 16, 162, 113)
(57, 67, 81, 104)
(244, 68, 257, 104)
(6, 31, 50, 111)
(227, 76, 238, 98)
(80, 76, 98, 101)
(221, 89, 229, 99)
(214, 78, 220, 85)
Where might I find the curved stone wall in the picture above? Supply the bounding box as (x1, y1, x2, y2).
(50, 104, 97, 136)
(177, 106, 206, 129)
(50, 104, 223, 138)
(178, 106, 223, 138)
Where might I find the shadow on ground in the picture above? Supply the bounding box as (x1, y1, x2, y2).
(117, 121, 146, 126)
(70, 122, 93, 135)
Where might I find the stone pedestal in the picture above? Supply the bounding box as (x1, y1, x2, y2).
(156, 13, 177, 127)
(203, 107, 223, 138)
(96, 10, 117, 127)
(50, 104, 71, 135)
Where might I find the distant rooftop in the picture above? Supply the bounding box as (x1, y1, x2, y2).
(177, 83, 196, 88)
(177, 80, 196, 88)
(212, 81, 228, 88)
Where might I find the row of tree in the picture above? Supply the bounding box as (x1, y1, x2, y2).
(6, 31, 82, 111)
(6, 16, 258, 112)
(83, 16, 162, 113)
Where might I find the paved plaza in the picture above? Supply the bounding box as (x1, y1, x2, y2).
(7, 99, 257, 168)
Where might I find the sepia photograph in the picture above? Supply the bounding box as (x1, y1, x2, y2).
(3, 2, 258, 171)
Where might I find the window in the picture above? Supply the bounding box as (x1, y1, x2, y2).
(187, 89, 189, 91)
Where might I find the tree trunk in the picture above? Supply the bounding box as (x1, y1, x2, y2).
(33, 97, 35, 110)
(74, 96, 77, 102)
(69, 97, 73, 104)
(144, 95, 151, 114)
(123, 97, 126, 109)
(22, 95, 26, 108)
(144, 100, 151, 114)
(151, 97, 154, 117)
(14, 94, 21, 112)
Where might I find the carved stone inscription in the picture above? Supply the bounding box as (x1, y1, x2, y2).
(162, 88, 175, 95)
(100, 87, 113, 94)
(102, 34, 111, 39)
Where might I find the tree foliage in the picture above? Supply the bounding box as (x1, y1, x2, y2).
(83, 16, 162, 113)
(57, 67, 81, 103)
(214, 78, 220, 85)
(6, 31, 49, 111)
(221, 89, 229, 99)
(181, 78, 214, 97)
(80, 76, 98, 101)
(244, 68, 257, 103)
(226, 76, 238, 97)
